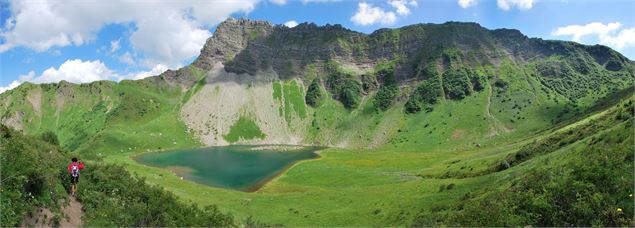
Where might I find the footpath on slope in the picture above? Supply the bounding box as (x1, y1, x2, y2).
(21, 195, 84, 228)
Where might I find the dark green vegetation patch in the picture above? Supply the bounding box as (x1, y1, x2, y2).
(372, 59, 400, 111)
(305, 79, 323, 107)
(324, 61, 363, 110)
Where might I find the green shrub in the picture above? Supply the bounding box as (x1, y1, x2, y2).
(361, 74, 378, 92)
(442, 67, 472, 99)
(40, 131, 59, 146)
(374, 84, 399, 111)
(325, 63, 363, 109)
(339, 82, 362, 109)
(0, 125, 66, 227)
(372, 60, 400, 111)
(470, 75, 485, 91)
(77, 163, 234, 227)
(493, 78, 508, 88)
(405, 79, 441, 114)
(404, 99, 422, 114)
(305, 79, 323, 107)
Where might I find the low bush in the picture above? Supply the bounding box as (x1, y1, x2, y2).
(405, 79, 441, 114)
(374, 84, 399, 111)
(325, 63, 363, 109)
(305, 79, 323, 107)
(0, 125, 66, 227)
(443, 67, 472, 99)
(77, 163, 234, 227)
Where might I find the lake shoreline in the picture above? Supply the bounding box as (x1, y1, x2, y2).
(245, 148, 326, 192)
(131, 144, 327, 192)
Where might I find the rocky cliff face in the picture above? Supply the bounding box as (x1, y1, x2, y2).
(193, 18, 633, 83)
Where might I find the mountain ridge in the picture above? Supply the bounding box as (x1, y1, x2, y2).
(1, 18, 633, 152)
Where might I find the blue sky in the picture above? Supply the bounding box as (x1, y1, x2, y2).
(1, 0, 634, 93)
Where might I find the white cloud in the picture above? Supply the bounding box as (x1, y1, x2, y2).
(553, 22, 621, 41)
(129, 64, 169, 80)
(1, 59, 116, 94)
(108, 38, 121, 55)
(0, 80, 22, 94)
(458, 0, 478, 8)
(351, 2, 397, 26)
(23, 59, 117, 84)
(270, 0, 287, 5)
(129, 10, 212, 68)
(0, 59, 176, 95)
(350, 1, 417, 26)
(284, 20, 299, 28)
(601, 27, 635, 50)
(497, 0, 535, 10)
(0, 0, 259, 68)
(553, 22, 635, 51)
(389, 0, 418, 16)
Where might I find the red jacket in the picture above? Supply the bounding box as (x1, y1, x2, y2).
(67, 162, 85, 174)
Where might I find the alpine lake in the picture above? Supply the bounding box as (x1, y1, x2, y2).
(134, 145, 322, 191)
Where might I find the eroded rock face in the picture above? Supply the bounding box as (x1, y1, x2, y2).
(1, 111, 24, 131)
(193, 18, 635, 85)
(180, 62, 306, 146)
(193, 18, 371, 77)
(194, 18, 275, 71)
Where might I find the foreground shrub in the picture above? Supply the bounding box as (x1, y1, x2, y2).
(77, 163, 234, 227)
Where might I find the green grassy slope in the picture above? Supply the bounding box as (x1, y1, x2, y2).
(0, 78, 201, 158)
(102, 95, 633, 226)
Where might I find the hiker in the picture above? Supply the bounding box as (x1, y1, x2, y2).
(67, 157, 85, 196)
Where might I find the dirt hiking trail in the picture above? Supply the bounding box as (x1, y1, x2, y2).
(21, 196, 84, 228)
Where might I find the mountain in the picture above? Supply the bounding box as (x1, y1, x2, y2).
(1, 18, 632, 153)
(1, 18, 634, 226)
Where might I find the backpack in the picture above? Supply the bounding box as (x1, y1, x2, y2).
(71, 163, 79, 177)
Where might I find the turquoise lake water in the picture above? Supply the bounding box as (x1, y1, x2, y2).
(134, 145, 320, 191)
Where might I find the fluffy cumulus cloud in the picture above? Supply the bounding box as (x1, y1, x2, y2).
(553, 22, 635, 51)
(553, 22, 621, 42)
(128, 64, 169, 80)
(0, 59, 172, 94)
(497, 0, 535, 10)
(601, 28, 635, 50)
(389, 0, 418, 15)
(24, 59, 116, 84)
(458, 0, 478, 8)
(0, 59, 116, 94)
(284, 20, 299, 28)
(0, 0, 259, 68)
(351, 1, 417, 26)
(351, 2, 397, 26)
